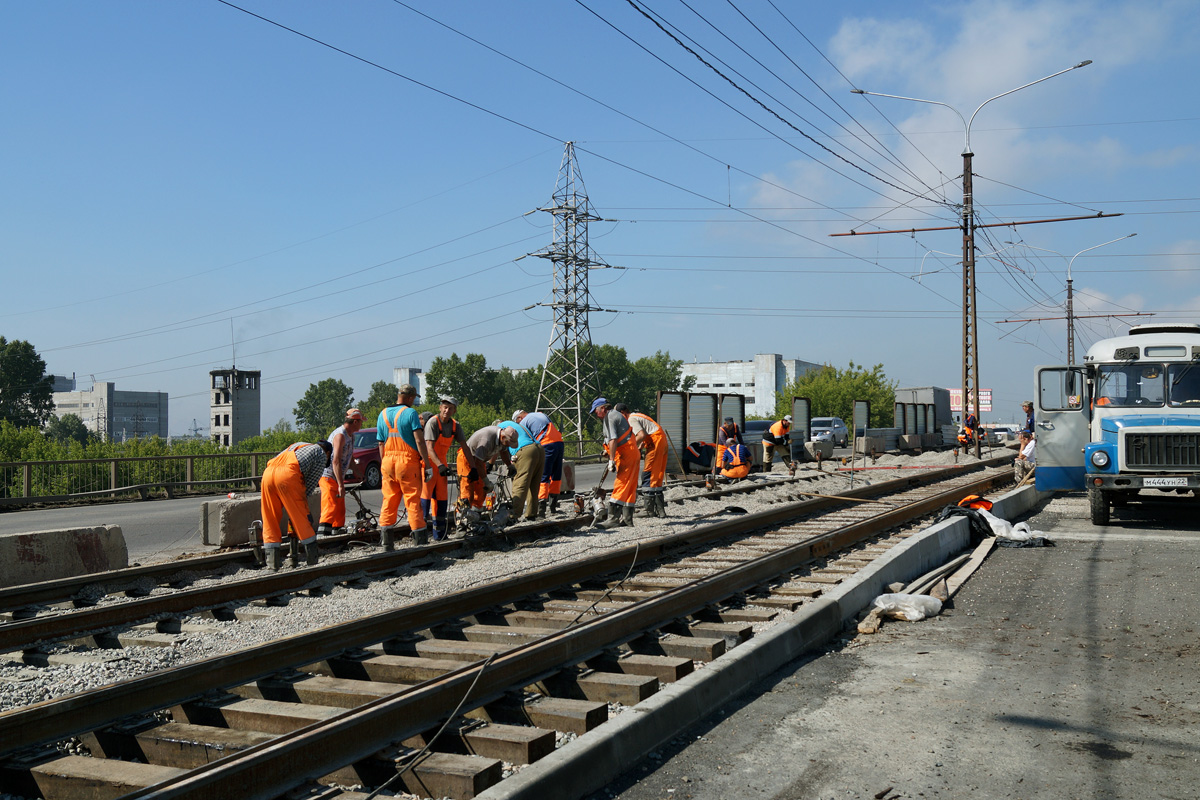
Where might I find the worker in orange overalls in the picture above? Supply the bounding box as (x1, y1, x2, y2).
(457, 425, 517, 509)
(715, 417, 743, 474)
(375, 383, 433, 547)
(317, 408, 364, 537)
(957, 412, 979, 448)
(592, 397, 639, 528)
(260, 440, 332, 570)
(616, 404, 668, 518)
(513, 410, 565, 518)
(720, 441, 752, 481)
(761, 415, 794, 474)
(421, 396, 477, 542)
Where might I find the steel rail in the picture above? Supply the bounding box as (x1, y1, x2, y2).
(121, 469, 1008, 800)
(0, 463, 1003, 758)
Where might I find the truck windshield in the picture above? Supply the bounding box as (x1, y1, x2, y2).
(1095, 364, 1165, 407)
(1168, 362, 1200, 406)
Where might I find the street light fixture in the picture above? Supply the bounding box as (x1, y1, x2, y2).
(1007, 233, 1137, 363)
(853, 60, 1092, 455)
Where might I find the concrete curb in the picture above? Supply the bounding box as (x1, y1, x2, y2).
(475, 483, 1052, 800)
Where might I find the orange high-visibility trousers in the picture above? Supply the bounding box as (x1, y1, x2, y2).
(261, 450, 316, 545)
(422, 433, 454, 502)
(641, 430, 667, 488)
(380, 448, 424, 531)
(457, 449, 486, 508)
(318, 476, 346, 528)
(609, 439, 640, 507)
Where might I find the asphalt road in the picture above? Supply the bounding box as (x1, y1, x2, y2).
(594, 491, 1200, 800)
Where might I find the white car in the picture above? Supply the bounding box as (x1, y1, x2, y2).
(810, 417, 849, 447)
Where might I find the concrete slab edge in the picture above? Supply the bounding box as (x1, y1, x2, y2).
(475, 483, 1049, 800)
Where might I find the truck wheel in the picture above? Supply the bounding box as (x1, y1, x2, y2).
(364, 462, 382, 490)
(1088, 486, 1110, 526)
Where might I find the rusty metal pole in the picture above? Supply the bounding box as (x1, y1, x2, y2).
(961, 151, 981, 459)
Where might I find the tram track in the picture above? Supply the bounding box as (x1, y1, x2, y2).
(0, 458, 1013, 800)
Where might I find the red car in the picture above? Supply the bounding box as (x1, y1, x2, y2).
(346, 427, 382, 489)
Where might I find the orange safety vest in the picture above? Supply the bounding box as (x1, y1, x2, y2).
(957, 494, 993, 511)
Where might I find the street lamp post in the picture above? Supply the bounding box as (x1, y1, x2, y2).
(853, 61, 1092, 456)
(1008, 233, 1137, 364)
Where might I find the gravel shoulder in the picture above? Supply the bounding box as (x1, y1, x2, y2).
(594, 492, 1200, 800)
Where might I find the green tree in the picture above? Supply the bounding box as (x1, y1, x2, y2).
(45, 413, 91, 447)
(358, 380, 399, 426)
(777, 362, 897, 429)
(0, 337, 54, 427)
(492, 366, 540, 415)
(425, 353, 499, 407)
(293, 378, 354, 437)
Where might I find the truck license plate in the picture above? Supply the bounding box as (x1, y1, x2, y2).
(1144, 477, 1188, 487)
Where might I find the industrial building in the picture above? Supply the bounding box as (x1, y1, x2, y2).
(392, 367, 423, 396)
(679, 354, 823, 417)
(50, 376, 169, 440)
(209, 367, 260, 447)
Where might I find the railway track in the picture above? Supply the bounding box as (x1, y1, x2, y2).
(0, 465, 920, 655)
(0, 458, 1014, 800)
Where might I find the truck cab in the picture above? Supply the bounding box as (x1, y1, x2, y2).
(1035, 323, 1200, 525)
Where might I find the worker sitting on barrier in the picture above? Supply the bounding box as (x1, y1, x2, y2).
(719, 441, 753, 482)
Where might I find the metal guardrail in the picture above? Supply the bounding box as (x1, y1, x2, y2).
(0, 452, 273, 506)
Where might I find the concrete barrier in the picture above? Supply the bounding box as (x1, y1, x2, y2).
(803, 441, 833, 460)
(200, 493, 321, 547)
(898, 434, 921, 450)
(0, 526, 128, 587)
(855, 436, 886, 453)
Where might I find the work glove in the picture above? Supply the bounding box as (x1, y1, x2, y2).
(607, 460, 616, 473)
(438, 464, 451, 477)
(467, 467, 479, 482)
(423, 466, 434, 483)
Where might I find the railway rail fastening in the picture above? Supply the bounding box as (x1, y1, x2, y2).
(0, 457, 1014, 800)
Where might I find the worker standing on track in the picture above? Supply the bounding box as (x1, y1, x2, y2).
(615, 403, 668, 518)
(498, 416, 545, 522)
(261, 440, 332, 570)
(376, 383, 433, 546)
(458, 425, 518, 509)
(317, 408, 364, 537)
(513, 410, 564, 518)
(592, 397, 638, 528)
(715, 417, 743, 473)
(761, 415, 794, 474)
(422, 396, 476, 542)
(719, 440, 752, 481)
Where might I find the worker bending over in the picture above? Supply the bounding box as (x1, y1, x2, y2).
(318, 408, 364, 536)
(592, 397, 639, 528)
(457, 425, 517, 508)
(616, 403, 668, 518)
(261, 440, 333, 570)
(715, 417, 743, 472)
(513, 409, 564, 517)
(720, 441, 752, 481)
(761, 415, 794, 474)
(499, 416, 545, 522)
(376, 383, 433, 546)
(422, 396, 476, 542)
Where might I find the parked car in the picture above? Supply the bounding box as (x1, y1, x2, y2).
(810, 417, 849, 447)
(347, 427, 382, 489)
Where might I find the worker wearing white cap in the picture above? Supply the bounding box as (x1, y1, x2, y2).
(318, 408, 364, 536)
(762, 415, 794, 474)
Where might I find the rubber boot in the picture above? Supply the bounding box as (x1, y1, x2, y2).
(549, 495, 559, 514)
(645, 491, 661, 518)
(288, 537, 300, 568)
(332, 527, 346, 536)
(412, 527, 429, 546)
(620, 505, 635, 527)
(763, 457, 772, 474)
(655, 492, 668, 517)
(599, 503, 624, 529)
(432, 518, 448, 542)
(537, 500, 548, 519)
(316, 523, 332, 536)
(382, 526, 396, 552)
(303, 538, 320, 566)
(266, 545, 283, 572)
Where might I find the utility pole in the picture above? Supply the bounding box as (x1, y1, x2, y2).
(531, 142, 608, 456)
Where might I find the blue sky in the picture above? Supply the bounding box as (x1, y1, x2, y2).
(2, 0, 1197, 432)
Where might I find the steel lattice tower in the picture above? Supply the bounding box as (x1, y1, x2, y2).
(534, 142, 605, 456)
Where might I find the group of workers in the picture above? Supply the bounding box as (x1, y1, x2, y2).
(258, 382, 804, 566)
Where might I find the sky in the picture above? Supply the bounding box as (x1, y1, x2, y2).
(2, 0, 1198, 432)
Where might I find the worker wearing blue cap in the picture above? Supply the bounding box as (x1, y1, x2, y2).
(591, 397, 638, 528)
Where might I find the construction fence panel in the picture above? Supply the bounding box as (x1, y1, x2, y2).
(655, 391, 687, 473)
(791, 397, 810, 462)
(687, 393, 718, 449)
(905, 403, 918, 436)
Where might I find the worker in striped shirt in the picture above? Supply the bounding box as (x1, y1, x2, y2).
(615, 403, 668, 518)
(260, 440, 332, 570)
